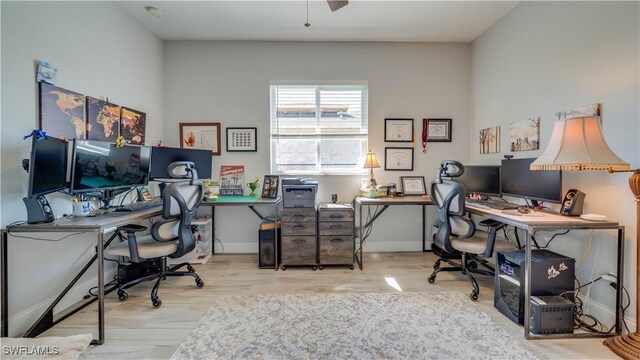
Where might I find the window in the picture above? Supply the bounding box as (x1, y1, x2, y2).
(270, 84, 368, 175)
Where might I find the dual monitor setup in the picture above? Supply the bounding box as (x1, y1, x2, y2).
(23, 137, 213, 223)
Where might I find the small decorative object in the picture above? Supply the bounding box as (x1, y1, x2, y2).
(331, 194, 338, 203)
(510, 117, 540, 152)
(384, 147, 414, 171)
(23, 129, 48, 142)
(426, 118, 452, 142)
(384, 118, 414, 142)
(422, 118, 429, 153)
(36, 61, 57, 84)
(87, 97, 120, 142)
(555, 103, 600, 120)
(202, 180, 220, 200)
(363, 150, 381, 187)
(479, 126, 500, 154)
(401, 176, 426, 196)
(58, 136, 68, 143)
(247, 177, 260, 196)
(39, 82, 86, 139)
(180, 122, 221, 155)
(156, 140, 165, 147)
(226, 127, 257, 152)
(115, 135, 125, 148)
(387, 183, 397, 197)
(220, 165, 245, 195)
(120, 107, 146, 145)
(261, 175, 279, 198)
(139, 186, 152, 201)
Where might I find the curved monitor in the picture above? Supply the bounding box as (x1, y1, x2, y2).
(70, 140, 151, 193)
(28, 137, 69, 197)
(455, 165, 501, 196)
(500, 158, 562, 204)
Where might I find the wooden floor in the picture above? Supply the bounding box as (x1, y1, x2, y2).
(41, 252, 621, 359)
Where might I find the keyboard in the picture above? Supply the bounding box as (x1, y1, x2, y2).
(114, 198, 163, 212)
(466, 198, 519, 210)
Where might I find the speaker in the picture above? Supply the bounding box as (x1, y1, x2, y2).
(560, 189, 585, 216)
(23, 196, 54, 224)
(258, 229, 281, 269)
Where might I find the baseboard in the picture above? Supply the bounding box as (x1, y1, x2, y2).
(213, 241, 428, 254)
(577, 293, 637, 333)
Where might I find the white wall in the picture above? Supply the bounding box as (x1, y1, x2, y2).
(471, 1, 639, 327)
(1, 2, 164, 335)
(164, 41, 472, 253)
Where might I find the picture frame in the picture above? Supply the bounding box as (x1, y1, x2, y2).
(120, 107, 146, 145)
(86, 97, 120, 142)
(384, 147, 414, 171)
(425, 118, 452, 142)
(180, 122, 221, 155)
(401, 176, 426, 196)
(261, 175, 279, 198)
(39, 82, 86, 140)
(384, 118, 414, 142)
(226, 127, 257, 152)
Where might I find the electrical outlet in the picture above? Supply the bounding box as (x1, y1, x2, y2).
(601, 274, 617, 283)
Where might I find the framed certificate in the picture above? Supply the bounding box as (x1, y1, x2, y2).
(385, 118, 414, 142)
(384, 147, 414, 171)
(401, 176, 426, 196)
(426, 118, 452, 142)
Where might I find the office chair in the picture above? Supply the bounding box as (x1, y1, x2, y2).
(108, 161, 205, 307)
(427, 160, 515, 300)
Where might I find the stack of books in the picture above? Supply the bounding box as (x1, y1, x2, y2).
(259, 217, 281, 230)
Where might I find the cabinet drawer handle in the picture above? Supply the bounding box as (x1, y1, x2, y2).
(329, 214, 344, 219)
(330, 224, 343, 229)
(293, 224, 305, 228)
(293, 214, 305, 218)
(292, 238, 306, 244)
(330, 238, 344, 243)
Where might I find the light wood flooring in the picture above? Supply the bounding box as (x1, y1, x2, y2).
(40, 252, 621, 359)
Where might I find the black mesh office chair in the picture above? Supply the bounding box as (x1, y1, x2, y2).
(427, 160, 515, 300)
(108, 161, 205, 307)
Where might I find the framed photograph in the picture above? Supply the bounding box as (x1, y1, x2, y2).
(226, 127, 257, 152)
(479, 126, 500, 154)
(180, 122, 221, 155)
(510, 117, 540, 152)
(120, 107, 146, 145)
(426, 118, 452, 142)
(262, 175, 279, 198)
(86, 97, 120, 142)
(384, 147, 414, 171)
(401, 176, 426, 196)
(39, 82, 86, 140)
(384, 118, 414, 142)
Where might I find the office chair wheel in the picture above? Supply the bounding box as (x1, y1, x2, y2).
(468, 261, 478, 269)
(195, 278, 204, 288)
(470, 290, 479, 301)
(152, 297, 162, 308)
(281, 265, 287, 271)
(433, 260, 441, 270)
(312, 266, 318, 271)
(187, 264, 195, 273)
(318, 265, 324, 270)
(349, 264, 355, 270)
(117, 290, 128, 301)
(427, 274, 436, 284)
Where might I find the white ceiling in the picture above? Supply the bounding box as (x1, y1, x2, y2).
(118, 1, 519, 42)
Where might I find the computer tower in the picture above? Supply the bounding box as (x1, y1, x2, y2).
(258, 229, 281, 269)
(530, 295, 574, 334)
(495, 249, 575, 324)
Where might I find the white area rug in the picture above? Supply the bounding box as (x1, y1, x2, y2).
(1, 334, 92, 360)
(171, 292, 536, 359)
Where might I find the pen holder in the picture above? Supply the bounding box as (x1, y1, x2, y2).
(72, 201, 92, 217)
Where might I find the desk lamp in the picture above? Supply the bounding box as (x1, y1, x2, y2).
(530, 115, 638, 359)
(363, 150, 380, 187)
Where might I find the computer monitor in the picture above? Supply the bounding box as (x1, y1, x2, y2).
(149, 146, 212, 180)
(70, 139, 151, 193)
(500, 158, 562, 204)
(27, 136, 69, 197)
(455, 165, 501, 196)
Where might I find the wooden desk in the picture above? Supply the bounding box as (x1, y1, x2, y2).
(466, 204, 625, 340)
(1, 207, 162, 344)
(354, 196, 433, 270)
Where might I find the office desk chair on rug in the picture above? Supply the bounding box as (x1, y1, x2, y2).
(427, 160, 515, 300)
(108, 161, 205, 307)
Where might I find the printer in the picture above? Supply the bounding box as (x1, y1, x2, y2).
(281, 178, 318, 208)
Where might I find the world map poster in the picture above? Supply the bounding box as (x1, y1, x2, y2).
(120, 107, 146, 145)
(39, 83, 86, 139)
(87, 97, 120, 142)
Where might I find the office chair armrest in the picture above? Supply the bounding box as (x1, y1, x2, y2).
(115, 224, 147, 262)
(117, 224, 147, 234)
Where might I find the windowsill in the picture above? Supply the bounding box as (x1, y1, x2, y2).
(273, 171, 368, 177)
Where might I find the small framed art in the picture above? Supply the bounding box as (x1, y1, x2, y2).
(227, 127, 257, 152)
(120, 107, 146, 145)
(401, 176, 426, 196)
(180, 122, 221, 155)
(425, 118, 452, 142)
(262, 175, 279, 198)
(384, 118, 414, 142)
(384, 147, 414, 171)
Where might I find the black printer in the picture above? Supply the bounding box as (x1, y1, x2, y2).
(281, 178, 318, 208)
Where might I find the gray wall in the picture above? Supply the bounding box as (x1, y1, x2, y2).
(471, 1, 639, 326)
(1, 1, 164, 335)
(164, 41, 472, 253)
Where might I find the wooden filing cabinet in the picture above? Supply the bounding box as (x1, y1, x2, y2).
(280, 208, 318, 270)
(318, 203, 355, 270)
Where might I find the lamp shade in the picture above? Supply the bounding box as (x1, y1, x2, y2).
(363, 150, 380, 169)
(530, 116, 630, 171)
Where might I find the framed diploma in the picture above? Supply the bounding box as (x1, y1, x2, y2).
(384, 147, 414, 171)
(401, 176, 426, 196)
(384, 118, 414, 142)
(426, 118, 452, 142)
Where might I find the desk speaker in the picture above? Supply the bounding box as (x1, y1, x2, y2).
(560, 189, 585, 216)
(23, 196, 54, 224)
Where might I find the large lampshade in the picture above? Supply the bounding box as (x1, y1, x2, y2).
(363, 151, 380, 169)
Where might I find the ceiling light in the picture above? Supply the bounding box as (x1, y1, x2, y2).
(145, 6, 164, 17)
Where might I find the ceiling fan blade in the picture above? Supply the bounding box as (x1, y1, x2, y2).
(327, 0, 349, 12)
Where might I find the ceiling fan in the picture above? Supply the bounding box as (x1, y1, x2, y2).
(327, 0, 349, 12)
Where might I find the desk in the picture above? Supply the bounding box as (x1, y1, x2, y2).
(466, 204, 625, 340)
(201, 196, 282, 269)
(1, 207, 162, 344)
(354, 196, 433, 270)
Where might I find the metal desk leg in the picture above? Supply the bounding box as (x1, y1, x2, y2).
(274, 203, 279, 272)
(2, 230, 8, 337)
(422, 205, 428, 252)
(615, 226, 625, 334)
(211, 207, 216, 255)
(358, 203, 363, 270)
(524, 229, 532, 339)
(92, 233, 105, 345)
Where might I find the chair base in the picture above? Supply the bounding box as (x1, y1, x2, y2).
(427, 253, 494, 301)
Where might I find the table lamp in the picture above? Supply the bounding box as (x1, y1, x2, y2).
(363, 150, 380, 187)
(530, 115, 638, 359)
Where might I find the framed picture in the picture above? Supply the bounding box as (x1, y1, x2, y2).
(120, 107, 146, 145)
(262, 175, 279, 198)
(384, 147, 414, 171)
(384, 118, 414, 142)
(226, 127, 257, 152)
(401, 176, 426, 196)
(425, 118, 452, 142)
(479, 126, 500, 154)
(39, 82, 86, 140)
(180, 122, 221, 155)
(510, 117, 540, 152)
(86, 97, 120, 141)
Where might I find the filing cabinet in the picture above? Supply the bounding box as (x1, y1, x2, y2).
(280, 208, 318, 270)
(318, 203, 355, 270)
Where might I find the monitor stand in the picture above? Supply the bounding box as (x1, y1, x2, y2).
(98, 189, 129, 209)
(529, 199, 541, 208)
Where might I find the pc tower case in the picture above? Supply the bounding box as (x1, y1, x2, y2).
(495, 249, 575, 324)
(530, 295, 574, 334)
(258, 229, 281, 269)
